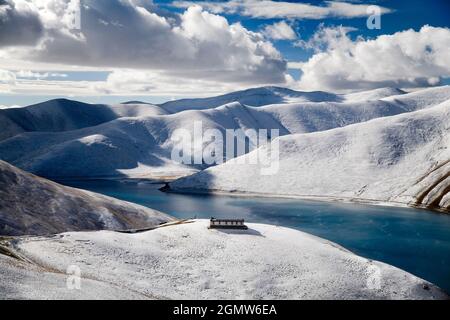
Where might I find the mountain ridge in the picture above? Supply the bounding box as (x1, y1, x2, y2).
(0, 86, 449, 181)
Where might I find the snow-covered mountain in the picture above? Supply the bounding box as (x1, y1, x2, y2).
(169, 99, 450, 213)
(344, 87, 406, 102)
(0, 160, 173, 236)
(2, 86, 449, 180)
(0, 99, 168, 142)
(0, 100, 406, 179)
(159, 86, 342, 112)
(0, 86, 339, 143)
(0, 99, 115, 142)
(0, 86, 443, 144)
(2, 220, 446, 299)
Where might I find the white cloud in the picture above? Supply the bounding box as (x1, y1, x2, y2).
(294, 23, 357, 52)
(0, 78, 101, 96)
(0, 69, 16, 85)
(94, 69, 246, 96)
(15, 70, 68, 79)
(172, 0, 392, 20)
(296, 25, 450, 91)
(0, 68, 296, 98)
(287, 61, 304, 69)
(0, 68, 16, 93)
(0, 0, 288, 86)
(263, 21, 296, 40)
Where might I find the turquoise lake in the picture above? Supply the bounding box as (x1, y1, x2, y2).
(60, 179, 450, 294)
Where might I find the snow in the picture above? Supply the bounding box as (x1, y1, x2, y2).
(0, 86, 343, 143)
(0, 160, 173, 236)
(159, 86, 342, 112)
(169, 100, 450, 213)
(3, 86, 449, 180)
(110, 103, 169, 117)
(380, 85, 450, 111)
(7, 220, 447, 300)
(0, 99, 168, 142)
(0, 254, 145, 300)
(343, 87, 406, 102)
(0, 99, 118, 142)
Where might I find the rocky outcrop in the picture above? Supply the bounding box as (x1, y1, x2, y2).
(409, 160, 450, 213)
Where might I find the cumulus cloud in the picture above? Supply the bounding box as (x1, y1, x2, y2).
(0, 0, 44, 47)
(93, 69, 250, 96)
(0, 68, 16, 93)
(0, 0, 288, 85)
(0, 68, 16, 84)
(263, 21, 296, 40)
(294, 23, 357, 52)
(296, 25, 450, 91)
(172, 0, 392, 19)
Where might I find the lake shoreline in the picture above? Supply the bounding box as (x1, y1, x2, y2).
(161, 183, 449, 216)
(54, 175, 449, 215)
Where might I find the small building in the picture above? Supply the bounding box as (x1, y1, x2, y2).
(209, 217, 248, 230)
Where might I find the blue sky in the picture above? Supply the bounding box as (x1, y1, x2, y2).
(171, 0, 450, 80)
(159, 0, 450, 67)
(0, 0, 449, 106)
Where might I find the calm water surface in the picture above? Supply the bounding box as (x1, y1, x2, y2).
(60, 179, 450, 293)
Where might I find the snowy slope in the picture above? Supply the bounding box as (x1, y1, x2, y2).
(169, 100, 450, 213)
(159, 86, 342, 112)
(380, 86, 450, 111)
(1, 86, 447, 144)
(160, 85, 450, 113)
(1, 86, 338, 142)
(0, 99, 117, 141)
(1, 86, 449, 180)
(1, 87, 446, 180)
(0, 99, 167, 142)
(344, 87, 406, 102)
(0, 160, 173, 236)
(0, 254, 146, 299)
(110, 103, 169, 117)
(0, 100, 408, 179)
(5, 220, 446, 300)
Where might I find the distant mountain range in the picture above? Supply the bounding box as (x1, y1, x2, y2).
(0, 85, 449, 212)
(0, 86, 413, 143)
(2, 86, 449, 180)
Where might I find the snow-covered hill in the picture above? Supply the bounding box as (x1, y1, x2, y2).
(0, 100, 405, 179)
(0, 99, 167, 142)
(0, 254, 144, 299)
(344, 87, 406, 102)
(0, 160, 173, 236)
(1, 86, 447, 145)
(3, 86, 449, 180)
(3, 220, 446, 299)
(381, 86, 450, 111)
(159, 86, 342, 112)
(0, 86, 340, 143)
(169, 100, 450, 213)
